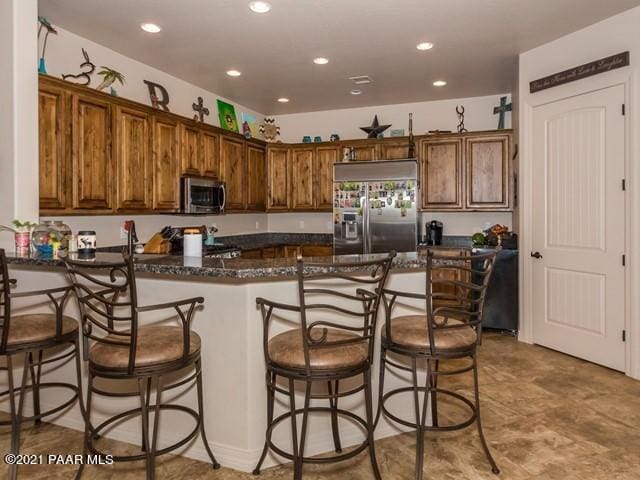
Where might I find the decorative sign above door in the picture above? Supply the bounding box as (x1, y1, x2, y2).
(529, 51, 629, 93)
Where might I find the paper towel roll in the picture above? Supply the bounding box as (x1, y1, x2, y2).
(183, 232, 203, 258)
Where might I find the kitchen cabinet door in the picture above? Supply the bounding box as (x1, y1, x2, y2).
(314, 146, 339, 210)
(152, 116, 180, 211)
(342, 142, 379, 161)
(115, 106, 152, 211)
(39, 84, 67, 211)
(220, 136, 246, 211)
(465, 134, 510, 210)
(70, 93, 113, 211)
(291, 147, 315, 210)
(267, 147, 290, 211)
(381, 140, 410, 160)
(181, 123, 201, 176)
(420, 138, 463, 210)
(247, 143, 266, 211)
(202, 130, 220, 178)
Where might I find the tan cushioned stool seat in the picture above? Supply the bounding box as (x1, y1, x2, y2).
(90, 326, 201, 370)
(269, 328, 368, 371)
(7, 314, 78, 346)
(382, 315, 477, 351)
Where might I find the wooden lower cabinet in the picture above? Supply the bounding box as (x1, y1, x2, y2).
(291, 148, 315, 210)
(71, 93, 113, 211)
(39, 84, 67, 211)
(246, 143, 266, 211)
(314, 146, 339, 210)
(220, 136, 246, 211)
(267, 147, 290, 211)
(152, 116, 180, 211)
(420, 138, 463, 210)
(115, 107, 152, 211)
(301, 244, 333, 257)
(465, 134, 510, 210)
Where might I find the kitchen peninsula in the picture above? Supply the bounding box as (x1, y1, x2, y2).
(5, 247, 465, 472)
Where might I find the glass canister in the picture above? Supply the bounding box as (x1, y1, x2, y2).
(31, 221, 54, 255)
(50, 220, 72, 250)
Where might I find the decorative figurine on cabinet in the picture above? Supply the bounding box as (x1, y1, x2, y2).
(62, 48, 95, 86)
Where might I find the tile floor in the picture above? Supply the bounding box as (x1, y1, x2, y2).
(2, 333, 640, 479)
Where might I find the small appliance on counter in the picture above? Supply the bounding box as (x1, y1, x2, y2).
(425, 220, 443, 246)
(180, 176, 226, 214)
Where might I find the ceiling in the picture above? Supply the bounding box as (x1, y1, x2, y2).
(39, 0, 640, 115)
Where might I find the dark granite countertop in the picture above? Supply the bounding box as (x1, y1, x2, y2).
(5, 249, 478, 281)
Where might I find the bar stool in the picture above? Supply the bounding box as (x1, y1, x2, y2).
(0, 248, 82, 480)
(377, 249, 499, 480)
(62, 254, 220, 480)
(253, 253, 395, 480)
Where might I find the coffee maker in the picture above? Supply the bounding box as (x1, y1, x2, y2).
(426, 220, 443, 246)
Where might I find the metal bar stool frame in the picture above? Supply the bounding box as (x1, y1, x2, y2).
(62, 254, 220, 480)
(253, 253, 395, 480)
(376, 249, 500, 480)
(0, 248, 83, 480)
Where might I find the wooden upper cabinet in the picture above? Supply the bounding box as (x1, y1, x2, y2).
(267, 147, 290, 211)
(315, 145, 339, 210)
(39, 84, 67, 210)
(152, 116, 180, 211)
(381, 140, 411, 160)
(220, 136, 246, 211)
(291, 148, 315, 210)
(465, 134, 510, 210)
(181, 123, 201, 176)
(201, 130, 220, 178)
(70, 93, 113, 210)
(115, 106, 151, 211)
(345, 143, 378, 161)
(246, 142, 266, 211)
(420, 138, 463, 210)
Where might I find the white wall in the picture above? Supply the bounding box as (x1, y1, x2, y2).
(518, 6, 640, 379)
(0, 0, 39, 250)
(275, 94, 511, 143)
(43, 26, 265, 128)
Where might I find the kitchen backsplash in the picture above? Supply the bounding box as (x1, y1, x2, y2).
(42, 211, 512, 247)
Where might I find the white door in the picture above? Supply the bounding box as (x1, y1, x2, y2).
(531, 84, 626, 371)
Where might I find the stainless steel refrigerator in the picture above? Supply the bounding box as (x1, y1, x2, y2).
(333, 160, 418, 255)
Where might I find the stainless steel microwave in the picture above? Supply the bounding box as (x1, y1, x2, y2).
(180, 176, 226, 214)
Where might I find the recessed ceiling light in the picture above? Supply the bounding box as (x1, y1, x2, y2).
(277, 97, 290, 103)
(350, 89, 362, 95)
(249, 1, 271, 13)
(226, 69, 242, 77)
(433, 80, 447, 87)
(313, 57, 329, 65)
(140, 23, 161, 33)
(416, 42, 434, 51)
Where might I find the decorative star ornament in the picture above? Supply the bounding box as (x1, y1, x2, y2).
(360, 115, 391, 139)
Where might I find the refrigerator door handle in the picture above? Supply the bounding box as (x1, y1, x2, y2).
(363, 184, 370, 254)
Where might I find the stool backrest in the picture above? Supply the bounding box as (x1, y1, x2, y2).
(294, 252, 395, 373)
(426, 249, 498, 353)
(0, 249, 11, 354)
(62, 254, 139, 373)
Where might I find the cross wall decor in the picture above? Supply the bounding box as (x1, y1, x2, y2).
(529, 51, 629, 93)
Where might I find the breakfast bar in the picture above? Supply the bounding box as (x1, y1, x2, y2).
(4, 250, 446, 472)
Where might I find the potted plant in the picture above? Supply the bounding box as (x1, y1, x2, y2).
(95, 66, 125, 95)
(1, 220, 37, 254)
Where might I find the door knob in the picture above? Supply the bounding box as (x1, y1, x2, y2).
(530, 251, 543, 259)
